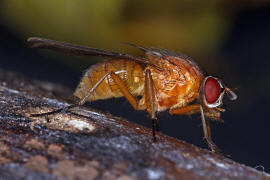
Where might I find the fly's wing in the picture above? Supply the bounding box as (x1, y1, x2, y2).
(27, 37, 162, 70)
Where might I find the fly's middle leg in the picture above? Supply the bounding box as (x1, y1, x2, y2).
(145, 69, 158, 142)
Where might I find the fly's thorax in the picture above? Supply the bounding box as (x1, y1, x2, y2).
(168, 56, 203, 103)
(74, 59, 144, 102)
(145, 56, 203, 111)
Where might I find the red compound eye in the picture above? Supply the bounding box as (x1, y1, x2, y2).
(204, 77, 221, 104)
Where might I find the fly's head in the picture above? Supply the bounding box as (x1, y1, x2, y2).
(200, 76, 237, 120)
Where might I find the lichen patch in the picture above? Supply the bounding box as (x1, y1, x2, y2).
(67, 119, 95, 131)
(25, 107, 96, 133)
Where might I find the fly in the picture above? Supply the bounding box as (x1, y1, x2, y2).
(27, 37, 237, 153)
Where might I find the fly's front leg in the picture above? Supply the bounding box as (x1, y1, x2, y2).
(170, 104, 222, 153)
(169, 104, 201, 115)
(199, 105, 222, 154)
(144, 69, 158, 142)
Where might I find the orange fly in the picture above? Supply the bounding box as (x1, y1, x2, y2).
(27, 37, 237, 153)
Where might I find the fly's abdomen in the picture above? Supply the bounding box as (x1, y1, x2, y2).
(74, 59, 144, 102)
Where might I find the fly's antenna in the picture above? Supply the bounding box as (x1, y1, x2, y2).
(225, 87, 237, 101)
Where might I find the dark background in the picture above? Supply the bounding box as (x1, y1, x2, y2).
(0, 1, 270, 173)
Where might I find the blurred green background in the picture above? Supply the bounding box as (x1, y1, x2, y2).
(0, 0, 269, 74)
(0, 0, 270, 173)
(1, 0, 232, 51)
(1, 0, 267, 68)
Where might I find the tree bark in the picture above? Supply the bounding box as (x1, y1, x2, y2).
(0, 68, 269, 180)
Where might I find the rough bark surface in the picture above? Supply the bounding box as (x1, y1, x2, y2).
(0, 68, 269, 180)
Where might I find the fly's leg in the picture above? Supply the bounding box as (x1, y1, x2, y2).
(31, 72, 111, 117)
(169, 104, 201, 115)
(145, 69, 158, 142)
(105, 73, 138, 110)
(170, 104, 222, 153)
(31, 104, 76, 117)
(155, 119, 160, 132)
(31, 71, 139, 117)
(199, 105, 222, 153)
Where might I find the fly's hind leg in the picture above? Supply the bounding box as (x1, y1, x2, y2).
(31, 71, 139, 117)
(170, 104, 222, 153)
(31, 72, 111, 117)
(31, 104, 75, 117)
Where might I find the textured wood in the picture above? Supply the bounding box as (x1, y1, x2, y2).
(0, 68, 269, 180)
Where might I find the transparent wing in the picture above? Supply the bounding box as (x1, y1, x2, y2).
(27, 37, 161, 70)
